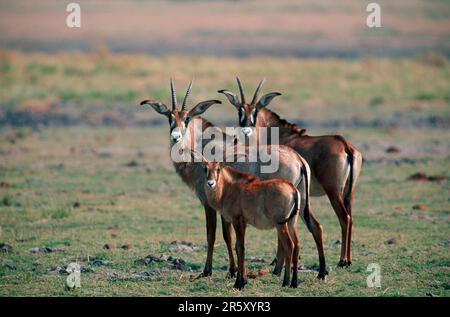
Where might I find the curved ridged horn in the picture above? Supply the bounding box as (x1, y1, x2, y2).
(170, 78, 177, 110)
(236, 76, 246, 104)
(251, 77, 266, 105)
(181, 79, 193, 111)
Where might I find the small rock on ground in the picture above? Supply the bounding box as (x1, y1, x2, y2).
(412, 204, 427, 211)
(135, 254, 199, 272)
(0, 243, 13, 253)
(169, 240, 201, 252)
(385, 238, 397, 245)
(248, 268, 269, 279)
(385, 146, 400, 153)
(248, 256, 267, 263)
(28, 246, 64, 253)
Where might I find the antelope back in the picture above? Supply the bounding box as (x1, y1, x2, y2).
(227, 144, 303, 189)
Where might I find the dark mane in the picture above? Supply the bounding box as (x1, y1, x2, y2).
(260, 108, 307, 136)
(198, 116, 215, 130)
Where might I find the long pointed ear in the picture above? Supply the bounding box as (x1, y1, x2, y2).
(256, 92, 281, 109)
(140, 100, 171, 117)
(218, 90, 240, 108)
(188, 99, 222, 119)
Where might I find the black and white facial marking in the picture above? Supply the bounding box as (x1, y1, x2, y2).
(142, 97, 221, 144)
(218, 78, 282, 137)
(205, 162, 221, 189)
(141, 79, 222, 144)
(167, 110, 191, 143)
(237, 104, 259, 137)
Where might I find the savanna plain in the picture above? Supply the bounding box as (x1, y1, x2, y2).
(0, 51, 449, 296)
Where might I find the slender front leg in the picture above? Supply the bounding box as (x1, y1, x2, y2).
(197, 205, 217, 278)
(232, 216, 247, 290)
(221, 216, 237, 278)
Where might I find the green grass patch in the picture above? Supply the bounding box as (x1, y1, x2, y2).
(41, 207, 72, 219)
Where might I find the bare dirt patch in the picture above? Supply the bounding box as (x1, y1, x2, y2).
(407, 172, 449, 182)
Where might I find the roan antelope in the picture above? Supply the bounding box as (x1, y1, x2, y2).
(219, 77, 363, 267)
(202, 158, 302, 289)
(140, 79, 328, 279)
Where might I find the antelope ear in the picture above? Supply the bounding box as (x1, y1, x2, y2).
(188, 99, 222, 119)
(256, 92, 281, 109)
(218, 90, 240, 108)
(140, 100, 170, 117)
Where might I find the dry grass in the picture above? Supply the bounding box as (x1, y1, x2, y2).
(1, 50, 449, 123)
(0, 50, 449, 296)
(0, 125, 449, 296)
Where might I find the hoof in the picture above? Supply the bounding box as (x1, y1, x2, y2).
(337, 259, 352, 268)
(226, 267, 237, 279)
(317, 271, 328, 280)
(290, 279, 298, 288)
(282, 279, 290, 287)
(233, 278, 247, 290)
(272, 268, 282, 276)
(195, 270, 212, 279)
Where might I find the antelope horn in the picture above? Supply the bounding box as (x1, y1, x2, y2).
(251, 77, 266, 105)
(190, 149, 207, 163)
(181, 79, 193, 111)
(170, 78, 177, 110)
(236, 76, 246, 104)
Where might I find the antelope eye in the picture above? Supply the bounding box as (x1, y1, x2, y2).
(239, 108, 245, 124)
(169, 114, 175, 126)
(251, 109, 257, 124)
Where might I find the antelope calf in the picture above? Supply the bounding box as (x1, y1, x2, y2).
(202, 159, 303, 289)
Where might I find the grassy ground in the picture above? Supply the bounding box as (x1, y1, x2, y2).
(0, 125, 448, 296)
(0, 52, 449, 296)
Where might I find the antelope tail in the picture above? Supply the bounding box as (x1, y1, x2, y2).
(343, 146, 355, 214)
(300, 164, 312, 231)
(279, 185, 301, 225)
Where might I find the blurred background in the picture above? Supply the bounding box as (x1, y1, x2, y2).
(1, 0, 450, 56)
(0, 0, 449, 296)
(0, 0, 449, 128)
